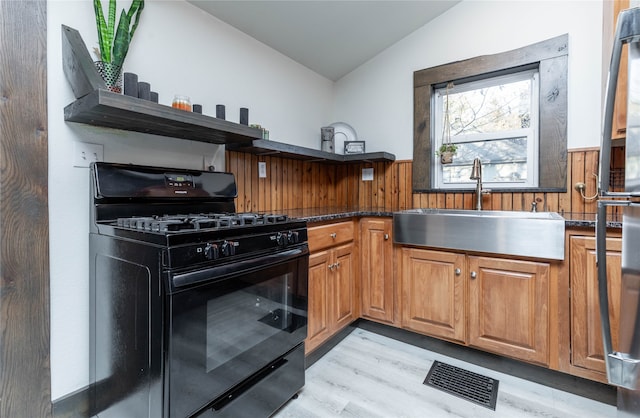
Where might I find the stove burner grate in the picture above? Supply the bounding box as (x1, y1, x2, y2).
(114, 212, 290, 232)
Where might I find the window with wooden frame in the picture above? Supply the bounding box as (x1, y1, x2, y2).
(413, 34, 568, 193)
(434, 69, 539, 189)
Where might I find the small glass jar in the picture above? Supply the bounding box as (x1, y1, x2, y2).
(172, 95, 192, 111)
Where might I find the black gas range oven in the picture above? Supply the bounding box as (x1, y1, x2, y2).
(88, 162, 308, 418)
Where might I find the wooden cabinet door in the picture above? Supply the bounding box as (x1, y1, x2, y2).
(306, 250, 332, 354)
(360, 218, 394, 324)
(612, 0, 630, 140)
(307, 221, 357, 353)
(468, 256, 550, 366)
(570, 236, 621, 374)
(333, 242, 356, 331)
(400, 248, 466, 343)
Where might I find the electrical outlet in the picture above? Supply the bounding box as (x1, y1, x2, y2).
(362, 167, 374, 181)
(74, 142, 103, 167)
(258, 162, 267, 178)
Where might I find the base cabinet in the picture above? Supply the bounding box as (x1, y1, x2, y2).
(569, 235, 621, 380)
(360, 218, 395, 324)
(303, 217, 623, 385)
(304, 216, 625, 385)
(400, 248, 466, 343)
(468, 256, 550, 366)
(306, 222, 357, 354)
(399, 247, 551, 366)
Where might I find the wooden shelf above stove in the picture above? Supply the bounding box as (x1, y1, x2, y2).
(61, 24, 396, 163)
(64, 89, 262, 145)
(227, 139, 395, 163)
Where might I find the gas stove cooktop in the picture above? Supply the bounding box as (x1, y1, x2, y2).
(95, 211, 308, 252)
(89, 163, 308, 250)
(115, 212, 290, 233)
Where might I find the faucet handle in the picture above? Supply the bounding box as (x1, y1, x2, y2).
(531, 201, 537, 212)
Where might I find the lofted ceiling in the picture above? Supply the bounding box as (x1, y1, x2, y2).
(188, 0, 461, 81)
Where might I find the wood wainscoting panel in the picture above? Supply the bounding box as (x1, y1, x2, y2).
(226, 148, 607, 216)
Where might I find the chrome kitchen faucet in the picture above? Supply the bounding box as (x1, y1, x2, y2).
(470, 157, 488, 210)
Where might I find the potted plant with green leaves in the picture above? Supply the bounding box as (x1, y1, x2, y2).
(93, 0, 144, 93)
(437, 82, 457, 164)
(437, 143, 457, 164)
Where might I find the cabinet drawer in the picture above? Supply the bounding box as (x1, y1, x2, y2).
(308, 221, 354, 252)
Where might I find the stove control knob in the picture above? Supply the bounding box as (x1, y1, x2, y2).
(221, 241, 236, 257)
(287, 231, 299, 244)
(276, 232, 287, 247)
(204, 243, 219, 260)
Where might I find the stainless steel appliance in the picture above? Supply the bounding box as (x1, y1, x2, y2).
(598, 6, 640, 417)
(88, 162, 308, 418)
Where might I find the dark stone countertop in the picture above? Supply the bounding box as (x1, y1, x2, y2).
(561, 212, 622, 229)
(286, 207, 622, 229)
(287, 207, 393, 223)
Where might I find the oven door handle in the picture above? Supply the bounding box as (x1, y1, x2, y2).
(171, 247, 308, 289)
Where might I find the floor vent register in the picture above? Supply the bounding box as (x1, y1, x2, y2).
(423, 361, 499, 410)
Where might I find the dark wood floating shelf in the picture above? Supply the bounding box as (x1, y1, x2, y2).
(64, 89, 262, 145)
(65, 90, 396, 163)
(61, 25, 394, 163)
(227, 139, 395, 163)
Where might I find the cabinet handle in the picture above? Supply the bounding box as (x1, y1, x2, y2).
(328, 263, 335, 270)
(384, 234, 389, 240)
(335, 261, 341, 269)
(470, 271, 477, 279)
(330, 233, 337, 239)
(454, 268, 461, 276)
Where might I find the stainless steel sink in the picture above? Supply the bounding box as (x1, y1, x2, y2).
(393, 208, 565, 260)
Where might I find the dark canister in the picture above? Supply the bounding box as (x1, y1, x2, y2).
(216, 105, 226, 119)
(123, 72, 138, 97)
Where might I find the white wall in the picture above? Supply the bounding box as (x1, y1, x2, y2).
(47, 0, 333, 400)
(334, 0, 604, 160)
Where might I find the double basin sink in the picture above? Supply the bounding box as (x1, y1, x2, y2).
(393, 208, 565, 260)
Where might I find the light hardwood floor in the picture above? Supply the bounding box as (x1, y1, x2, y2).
(274, 328, 615, 418)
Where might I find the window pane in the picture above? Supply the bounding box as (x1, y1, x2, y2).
(442, 137, 528, 184)
(444, 78, 532, 136)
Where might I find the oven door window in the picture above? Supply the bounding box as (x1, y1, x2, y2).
(206, 273, 305, 371)
(168, 256, 308, 418)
